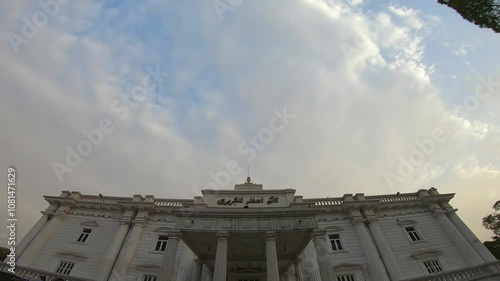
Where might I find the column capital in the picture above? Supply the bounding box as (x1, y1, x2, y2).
(311, 230, 327, 240)
(131, 220, 148, 227)
(167, 231, 182, 240)
(216, 231, 229, 240)
(351, 217, 365, 225)
(264, 231, 277, 240)
(432, 209, 447, 217)
(52, 212, 67, 220)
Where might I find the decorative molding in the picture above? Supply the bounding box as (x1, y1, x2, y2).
(55, 251, 87, 261)
(80, 221, 99, 227)
(410, 249, 443, 260)
(332, 263, 362, 271)
(176, 217, 317, 231)
(324, 226, 345, 232)
(136, 264, 160, 270)
(153, 227, 174, 233)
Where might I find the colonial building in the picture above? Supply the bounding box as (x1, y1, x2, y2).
(3, 179, 499, 281)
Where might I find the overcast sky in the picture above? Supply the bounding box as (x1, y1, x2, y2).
(0, 0, 499, 247)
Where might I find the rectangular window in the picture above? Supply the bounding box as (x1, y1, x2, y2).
(404, 226, 421, 241)
(143, 275, 158, 281)
(423, 259, 443, 274)
(329, 234, 343, 251)
(76, 228, 92, 243)
(336, 274, 356, 281)
(155, 235, 169, 252)
(56, 261, 75, 275)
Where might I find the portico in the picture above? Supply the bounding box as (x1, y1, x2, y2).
(157, 178, 322, 280)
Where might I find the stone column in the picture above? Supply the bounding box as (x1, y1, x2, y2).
(158, 232, 182, 281)
(17, 213, 66, 266)
(97, 220, 131, 281)
(15, 214, 50, 257)
(109, 221, 146, 281)
(293, 259, 304, 281)
(434, 210, 484, 265)
(352, 220, 390, 281)
(213, 232, 229, 281)
(312, 231, 334, 281)
(446, 210, 496, 262)
(302, 243, 322, 281)
(192, 259, 203, 281)
(176, 245, 195, 281)
(265, 232, 280, 281)
(366, 218, 403, 280)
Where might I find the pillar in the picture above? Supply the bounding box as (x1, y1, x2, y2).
(97, 221, 131, 281)
(366, 219, 403, 280)
(176, 245, 195, 281)
(434, 211, 484, 265)
(17, 213, 65, 266)
(213, 232, 229, 281)
(265, 232, 280, 281)
(446, 210, 496, 262)
(312, 231, 334, 281)
(15, 214, 50, 257)
(192, 259, 203, 281)
(302, 243, 322, 281)
(352, 220, 390, 281)
(293, 259, 304, 281)
(109, 222, 146, 281)
(158, 232, 182, 281)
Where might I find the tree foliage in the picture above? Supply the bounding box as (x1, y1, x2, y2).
(482, 200, 500, 259)
(0, 247, 9, 261)
(483, 200, 500, 238)
(438, 0, 500, 33)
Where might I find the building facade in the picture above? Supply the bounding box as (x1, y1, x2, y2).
(3, 179, 500, 281)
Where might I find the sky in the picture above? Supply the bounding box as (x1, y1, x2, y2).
(0, 0, 499, 247)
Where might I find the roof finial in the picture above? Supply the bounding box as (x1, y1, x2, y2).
(246, 166, 251, 183)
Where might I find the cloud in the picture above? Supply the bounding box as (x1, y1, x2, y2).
(0, 0, 499, 246)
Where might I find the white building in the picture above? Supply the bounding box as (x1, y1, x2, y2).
(3, 179, 500, 281)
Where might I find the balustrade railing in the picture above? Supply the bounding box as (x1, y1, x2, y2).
(401, 260, 500, 281)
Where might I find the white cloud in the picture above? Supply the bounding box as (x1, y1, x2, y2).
(0, 0, 499, 246)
